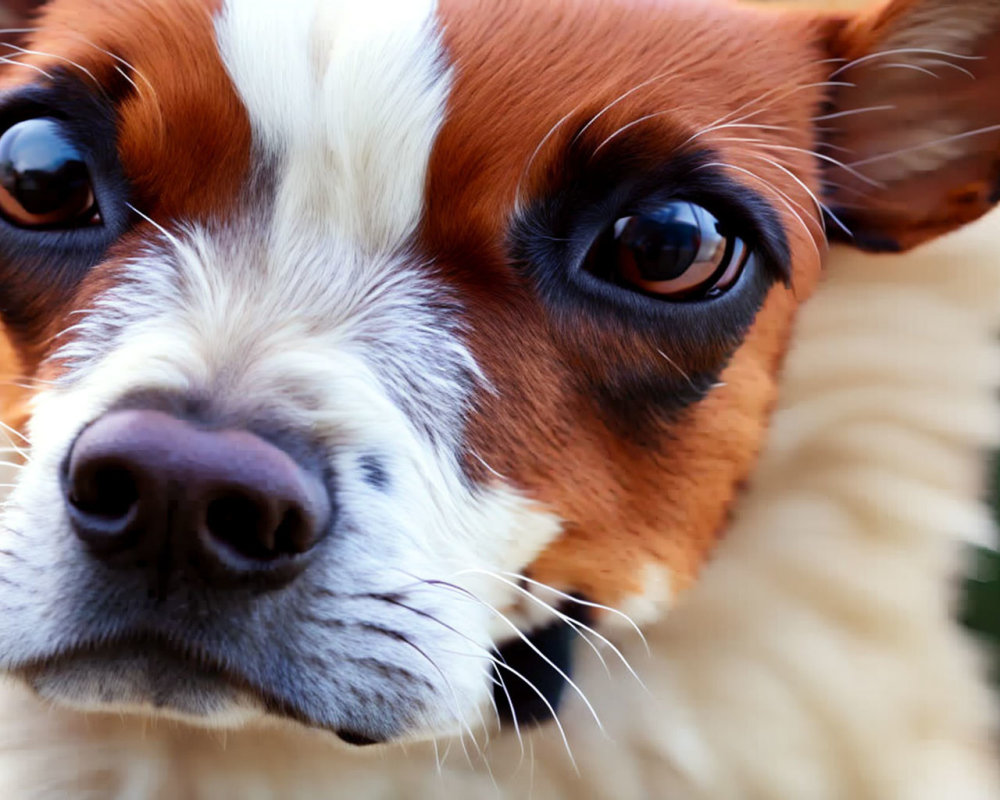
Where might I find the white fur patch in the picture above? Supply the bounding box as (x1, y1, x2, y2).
(215, 0, 449, 253)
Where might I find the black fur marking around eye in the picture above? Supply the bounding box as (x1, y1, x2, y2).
(511, 140, 789, 329)
(0, 69, 133, 340)
(508, 133, 789, 430)
(493, 600, 594, 728)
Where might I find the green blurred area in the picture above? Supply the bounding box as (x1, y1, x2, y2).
(962, 458, 1000, 688)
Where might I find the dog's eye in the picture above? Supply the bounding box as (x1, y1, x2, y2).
(0, 118, 99, 229)
(584, 201, 749, 300)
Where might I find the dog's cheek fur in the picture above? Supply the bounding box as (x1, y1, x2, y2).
(427, 0, 831, 614)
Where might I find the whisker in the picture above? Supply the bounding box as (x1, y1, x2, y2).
(516, 104, 582, 207)
(492, 658, 579, 774)
(470, 451, 509, 482)
(718, 140, 885, 188)
(126, 202, 185, 252)
(455, 569, 648, 688)
(828, 46, 984, 80)
(920, 59, 977, 80)
(821, 178, 874, 199)
(375, 593, 516, 755)
(0, 56, 52, 80)
(0, 43, 107, 98)
(812, 104, 895, 122)
(655, 349, 697, 392)
(874, 62, 941, 80)
(846, 124, 1000, 169)
(438, 640, 577, 773)
(501, 572, 650, 653)
(679, 81, 856, 151)
(747, 154, 853, 238)
(424, 578, 606, 735)
(693, 161, 824, 263)
(572, 70, 680, 145)
(0, 419, 30, 446)
(393, 631, 490, 767)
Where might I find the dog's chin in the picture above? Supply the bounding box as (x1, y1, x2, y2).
(18, 641, 267, 730)
(16, 642, 402, 746)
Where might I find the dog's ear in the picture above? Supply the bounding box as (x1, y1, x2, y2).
(820, 0, 1000, 252)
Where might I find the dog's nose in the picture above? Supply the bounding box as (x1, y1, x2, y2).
(65, 409, 332, 588)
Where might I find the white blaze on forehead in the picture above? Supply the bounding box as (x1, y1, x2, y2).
(214, 0, 449, 253)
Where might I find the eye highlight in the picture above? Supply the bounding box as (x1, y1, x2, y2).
(584, 201, 750, 301)
(0, 117, 99, 229)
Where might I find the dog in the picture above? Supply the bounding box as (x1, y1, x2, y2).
(0, 0, 997, 796)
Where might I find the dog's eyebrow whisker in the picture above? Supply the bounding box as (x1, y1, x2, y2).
(730, 140, 885, 188)
(694, 161, 824, 264)
(874, 62, 942, 79)
(680, 80, 856, 152)
(571, 69, 681, 146)
(812, 104, 896, 123)
(693, 122, 801, 137)
(846, 123, 1000, 169)
(0, 56, 53, 80)
(828, 46, 985, 80)
(0, 42, 110, 100)
(470, 451, 509, 482)
(515, 103, 583, 207)
(747, 153, 854, 239)
(110, 63, 139, 93)
(919, 58, 978, 79)
(654, 348, 698, 392)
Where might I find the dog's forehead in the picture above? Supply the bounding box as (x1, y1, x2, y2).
(21, 0, 823, 237)
(430, 0, 823, 236)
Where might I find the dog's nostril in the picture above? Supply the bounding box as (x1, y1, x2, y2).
(203, 495, 312, 561)
(205, 492, 269, 559)
(71, 461, 140, 520)
(273, 508, 309, 554)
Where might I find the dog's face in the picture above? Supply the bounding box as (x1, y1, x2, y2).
(0, 0, 996, 745)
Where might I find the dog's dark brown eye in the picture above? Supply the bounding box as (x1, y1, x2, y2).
(0, 118, 99, 229)
(585, 201, 749, 300)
